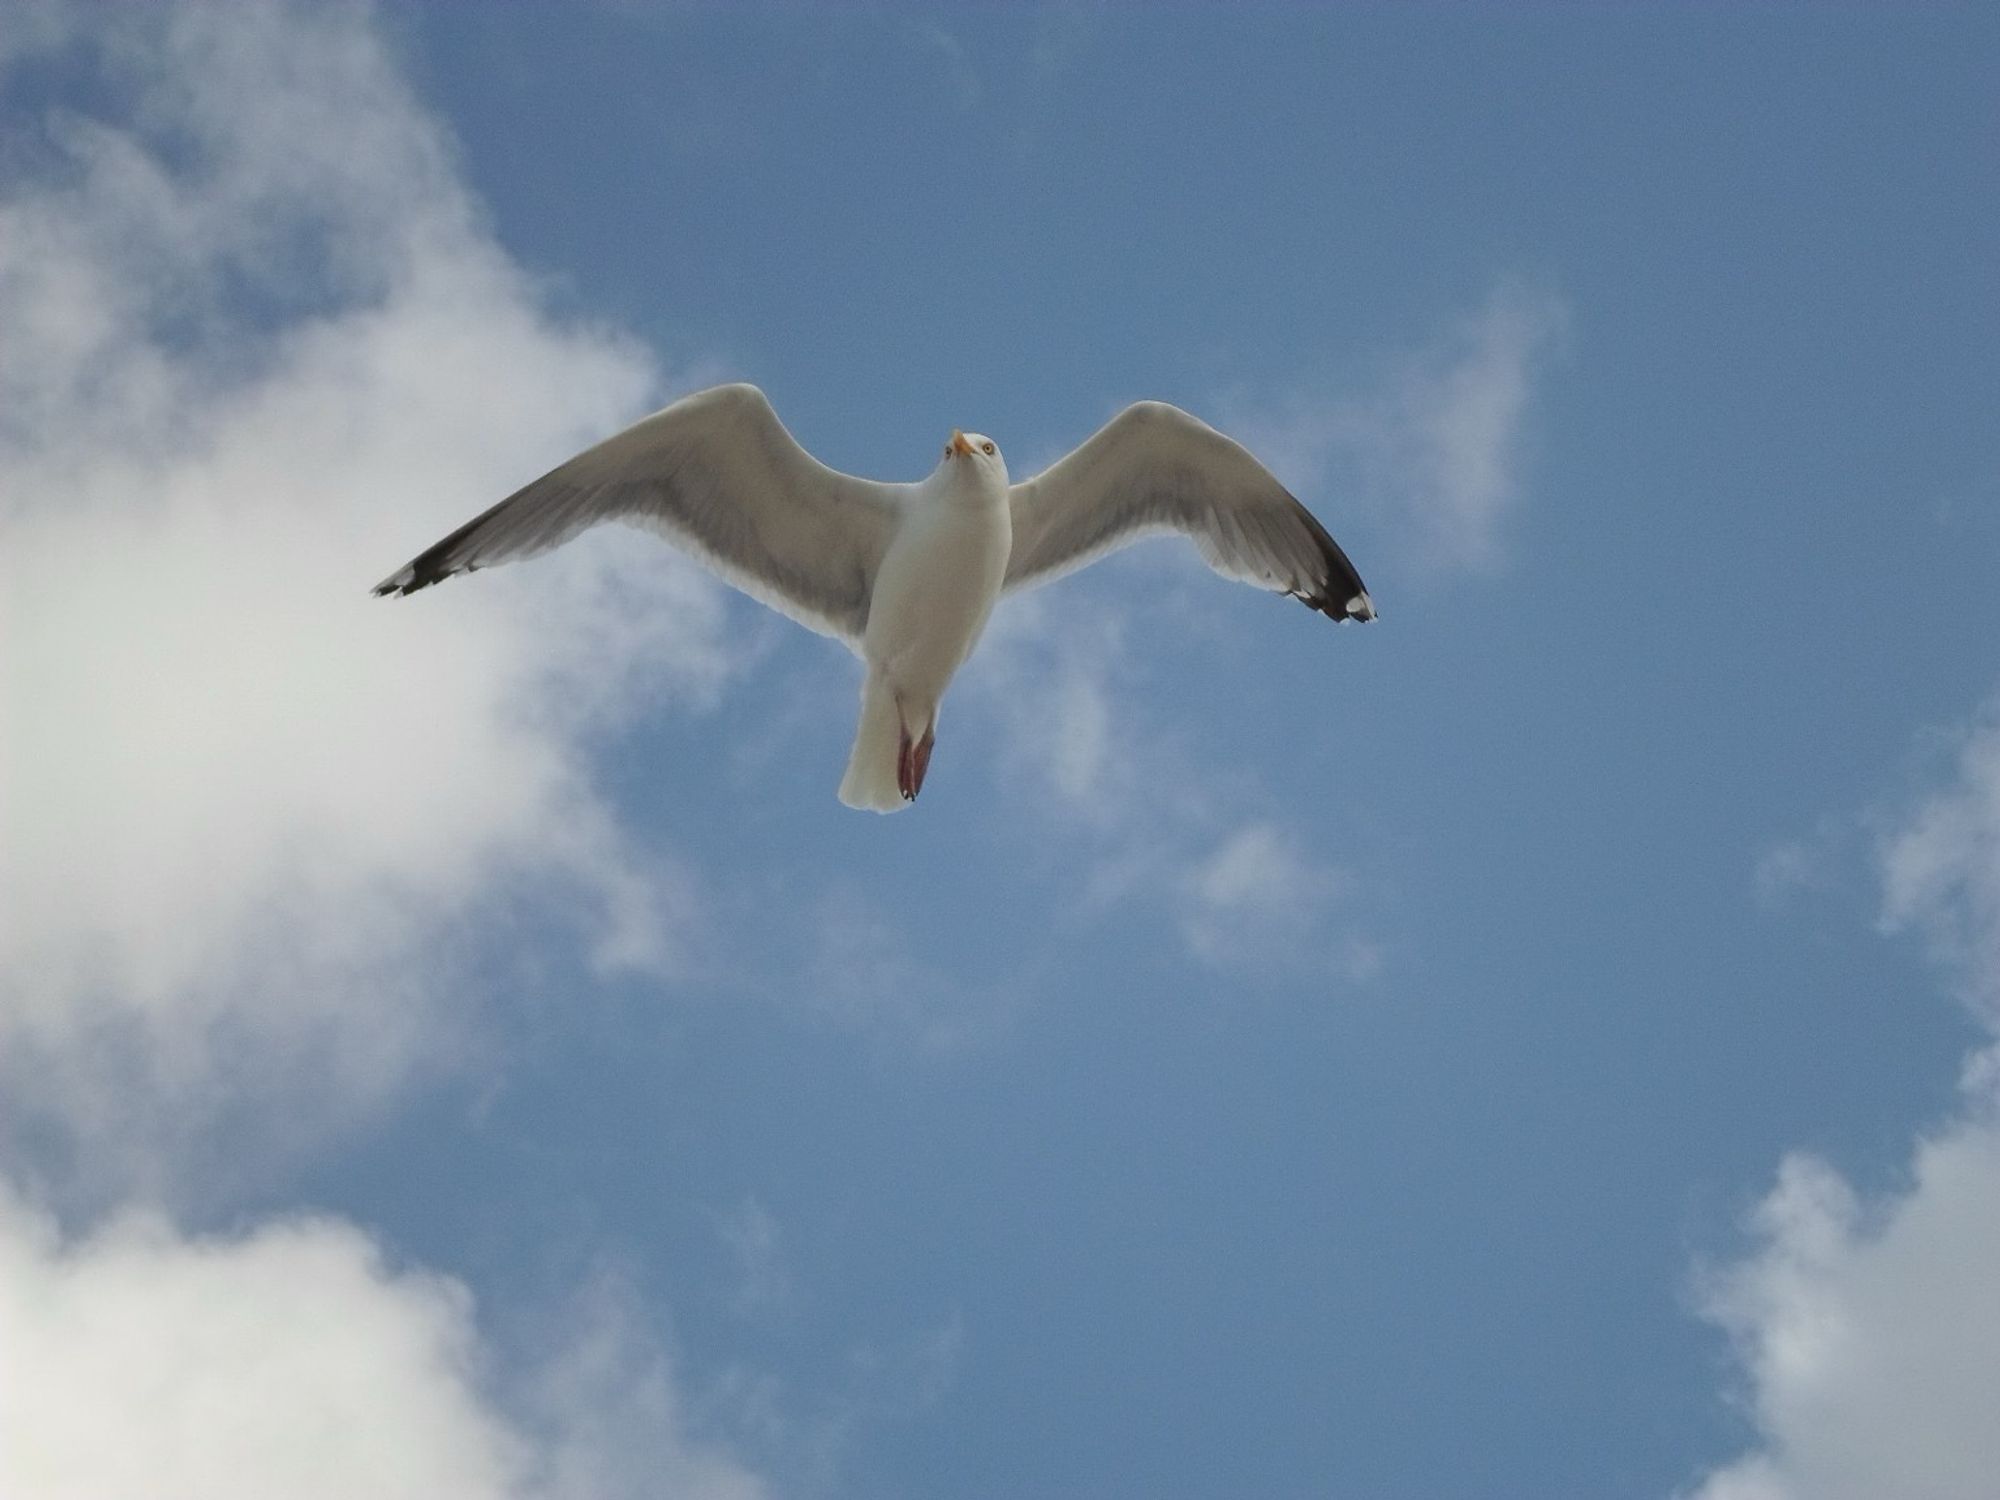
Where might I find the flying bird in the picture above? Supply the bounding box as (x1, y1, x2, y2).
(374, 383, 1375, 812)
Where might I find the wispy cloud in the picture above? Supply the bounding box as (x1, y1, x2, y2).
(1178, 821, 1378, 981)
(800, 884, 1020, 1057)
(1752, 836, 1838, 910)
(911, 21, 982, 110)
(1029, 0, 1107, 83)
(953, 288, 1565, 974)
(518, 1267, 772, 1500)
(1683, 697, 2000, 1500)
(965, 587, 1370, 981)
(709, 1196, 794, 1321)
(1879, 708, 2000, 1028)
(1227, 281, 1568, 576)
(0, 2, 739, 1194)
(0, 1182, 768, 1500)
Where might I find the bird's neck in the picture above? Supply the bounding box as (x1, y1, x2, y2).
(930, 465, 1007, 511)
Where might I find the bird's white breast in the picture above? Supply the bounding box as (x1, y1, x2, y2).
(863, 474, 1012, 698)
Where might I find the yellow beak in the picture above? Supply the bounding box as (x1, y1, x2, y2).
(950, 429, 974, 457)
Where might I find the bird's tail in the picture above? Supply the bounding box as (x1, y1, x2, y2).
(839, 670, 913, 813)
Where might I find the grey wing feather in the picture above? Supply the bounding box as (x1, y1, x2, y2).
(372, 383, 905, 644)
(1004, 401, 1376, 623)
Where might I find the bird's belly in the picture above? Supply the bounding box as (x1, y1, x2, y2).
(865, 510, 1010, 695)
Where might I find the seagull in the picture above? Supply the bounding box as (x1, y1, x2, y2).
(374, 383, 1375, 813)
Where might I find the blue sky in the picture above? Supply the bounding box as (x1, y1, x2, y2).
(3, 4, 1998, 1498)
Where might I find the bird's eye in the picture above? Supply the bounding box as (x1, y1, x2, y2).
(981, 441, 995, 456)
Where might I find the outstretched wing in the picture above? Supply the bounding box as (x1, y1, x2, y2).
(373, 383, 907, 644)
(1005, 401, 1375, 623)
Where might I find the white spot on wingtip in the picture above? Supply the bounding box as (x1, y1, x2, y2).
(1346, 593, 1376, 621)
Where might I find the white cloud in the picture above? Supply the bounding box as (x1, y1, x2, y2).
(0, 1181, 767, 1500)
(1229, 281, 1567, 574)
(1685, 699, 2000, 1500)
(1682, 1106, 2000, 1500)
(0, 2, 737, 1185)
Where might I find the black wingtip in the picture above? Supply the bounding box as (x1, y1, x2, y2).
(371, 549, 468, 598)
(1282, 491, 1376, 625)
(1299, 589, 1378, 623)
(371, 571, 425, 597)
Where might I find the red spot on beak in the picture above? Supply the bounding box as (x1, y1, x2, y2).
(950, 430, 974, 457)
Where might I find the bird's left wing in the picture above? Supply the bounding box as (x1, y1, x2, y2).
(1005, 401, 1375, 623)
(373, 383, 906, 645)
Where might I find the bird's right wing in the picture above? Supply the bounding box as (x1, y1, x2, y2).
(1005, 401, 1375, 623)
(373, 383, 907, 645)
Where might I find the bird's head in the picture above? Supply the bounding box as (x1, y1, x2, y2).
(940, 428, 1007, 492)
(943, 428, 1004, 474)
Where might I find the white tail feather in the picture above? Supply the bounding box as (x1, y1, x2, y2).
(839, 671, 909, 813)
